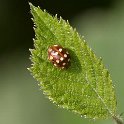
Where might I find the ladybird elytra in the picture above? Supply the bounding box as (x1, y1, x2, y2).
(48, 45, 70, 69)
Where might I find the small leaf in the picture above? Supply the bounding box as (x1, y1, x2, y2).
(29, 3, 117, 119)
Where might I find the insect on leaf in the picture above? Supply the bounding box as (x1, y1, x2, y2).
(29, 3, 117, 119)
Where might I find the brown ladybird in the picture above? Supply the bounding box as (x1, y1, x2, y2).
(48, 45, 70, 69)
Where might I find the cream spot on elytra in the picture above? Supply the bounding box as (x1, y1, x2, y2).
(50, 56, 53, 60)
(56, 60, 60, 63)
(63, 63, 66, 65)
(60, 57, 64, 61)
(64, 54, 67, 58)
(54, 63, 57, 66)
(59, 48, 62, 52)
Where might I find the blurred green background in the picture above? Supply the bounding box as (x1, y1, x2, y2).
(0, 0, 124, 124)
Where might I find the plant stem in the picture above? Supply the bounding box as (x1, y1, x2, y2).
(113, 115, 124, 124)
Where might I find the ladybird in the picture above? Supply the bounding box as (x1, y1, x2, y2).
(48, 45, 70, 69)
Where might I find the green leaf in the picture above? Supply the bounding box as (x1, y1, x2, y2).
(29, 3, 117, 119)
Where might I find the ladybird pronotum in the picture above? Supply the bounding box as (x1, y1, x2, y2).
(48, 45, 70, 69)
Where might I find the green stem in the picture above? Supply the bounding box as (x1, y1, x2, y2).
(113, 115, 124, 124)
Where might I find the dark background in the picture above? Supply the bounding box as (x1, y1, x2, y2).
(0, 0, 124, 124)
(0, 0, 117, 54)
